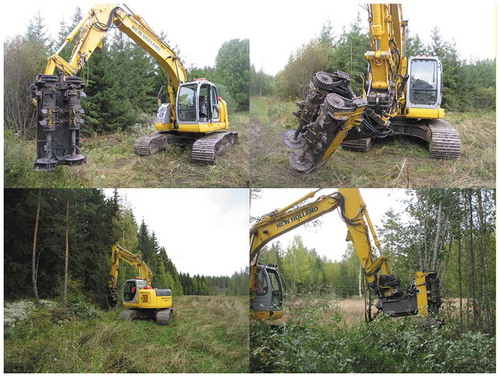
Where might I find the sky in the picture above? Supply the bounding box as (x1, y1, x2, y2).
(1, 0, 249, 69)
(3, 1, 495, 75)
(251, 188, 411, 262)
(248, 0, 497, 75)
(103, 188, 249, 277)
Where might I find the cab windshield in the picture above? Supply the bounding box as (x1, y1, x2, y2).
(409, 59, 438, 106)
(177, 84, 198, 122)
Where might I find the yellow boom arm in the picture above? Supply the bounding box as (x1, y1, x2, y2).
(250, 188, 390, 291)
(45, 3, 187, 106)
(108, 244, 153, 290)
(365, 4, 407, 117)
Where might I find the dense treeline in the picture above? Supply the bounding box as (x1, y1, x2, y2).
(179, 270, 248, 296)
(258, 237, 362, 299)
(4, 7, 249, 137)
(257, 189, 495, 334)
(4, 189, 247, 307)
(267, 18, 495, 112)
(250, 65, 274, 96)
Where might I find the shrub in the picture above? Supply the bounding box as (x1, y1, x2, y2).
(250, 314, 495, 373)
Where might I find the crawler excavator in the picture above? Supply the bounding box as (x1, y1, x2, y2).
(29, 3, 237, 171)
(108, 244, 173, 325)
(284, 4, 460, 172)
(250, 189, 442, 321)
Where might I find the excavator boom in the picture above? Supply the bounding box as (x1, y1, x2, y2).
(250, 189, 442, 321)
(44, 4, 187, 91)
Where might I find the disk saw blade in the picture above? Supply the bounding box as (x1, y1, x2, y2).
(282, 130, 306, 149)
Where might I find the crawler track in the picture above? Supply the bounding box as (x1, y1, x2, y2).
(156, 308, 174, 326)
(134, 133, 173, 156)
(341, 138, 373, 152)
(390, 118, 461, 159)
(191, 131, 239, 164)
(134, 131, 238, 164)
(428, 120, 461, 159)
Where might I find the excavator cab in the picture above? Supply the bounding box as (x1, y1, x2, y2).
(176, 80, 220, 124)
(406, 56, 444, 118)
(251, 265, 284, 320)
(123, 278, 147, 302)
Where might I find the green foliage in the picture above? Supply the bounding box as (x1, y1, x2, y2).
(4, 35, 47, 134)
(4, 189, 116, 305)
(275, 39, 335, 99)
(5, 296, 248, 373)
(69, 301, 101, 320)
(83, 33, 156, 134)
(259, 236, 360, 298)
(330, 14, 369, 94)
(376, 189, 496, 335)
(251, 314, 495, 373)
(214, 38, 250, 111)
(250, 65, 274, 96)
(274, 17, 495, 112)
(275, 18, 368, 99)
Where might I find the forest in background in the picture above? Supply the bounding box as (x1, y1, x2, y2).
(257, 189, 495, 335)
(4, 189, 248, 309)
(4, 6, 250, 137)
(251, 17, 495, 113)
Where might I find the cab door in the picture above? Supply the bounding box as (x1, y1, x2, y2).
(251, 265, 284, 319)
(406, 57, 442, 109)
(210, 84, 221, 122)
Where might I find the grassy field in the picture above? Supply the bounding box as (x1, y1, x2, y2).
(250, 295, 495, 373)
(4, 112, 249, 188)
(4, 296, 249, 373)
(250, 96, 495, 188)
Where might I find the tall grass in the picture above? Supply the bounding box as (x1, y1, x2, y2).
(4, 296, 249, 373)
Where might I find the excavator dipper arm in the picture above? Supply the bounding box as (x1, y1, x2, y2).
(108, 244, 153, 308)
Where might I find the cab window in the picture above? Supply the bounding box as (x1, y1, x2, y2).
(199, 84, 210, 121)
(177, 84, 198, 122)
(409, 59, 438, 106)
(123, 281, 137, 301)
(211, 85, 220, 120)
(255, 268, 269, 296)
(268, 269, 283, 307)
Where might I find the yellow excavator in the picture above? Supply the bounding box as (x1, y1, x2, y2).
(250, 189, 442, 321)
(284, 4, 460, 172)
(108, 244, 173, 325)
(30, 3, 237, 171)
